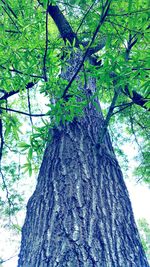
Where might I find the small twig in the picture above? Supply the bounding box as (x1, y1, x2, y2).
(1, 0, 17, 19)
(108, 20, 125, 45)
(113, 102, 133, 109)
(129, 111, 143, 151)
(112, 102, 133, 115)
(0, 253, 18, 264)
(133, 118, 149, 131)
(0, 64, 43, 79)
(83, 65, 90, 103)
(4, 143, 18, 153)
(76, 1, 97, 33)
(0, 107, 48, 117)
(27, 89, 33, 127)
(106, 20, 144, 35)
(57, 1, 82, 10)
(99, 87, 120, 143)
(132, 67, 150, 71)
(5, 29, 21, 34)
(108, 8, 150, 17)
(1, 5, 20, 33)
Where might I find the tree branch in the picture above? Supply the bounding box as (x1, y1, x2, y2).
(5, 29, 21, 34)
(124, 88, 150, 111)
(76, 1, 97, 34)
(108, 8, 150, 17)
(1, 5, 20, 33)
(27, 89, 33, 126)
(106, 19, 144, 35)
(48, 4, 106, 55)
(125, 33, 138, 60)
(0, 107, 47, 117)
(86, 37, 107, 56)
(112, 102, 133, 116)
(123, 34, 150, 111)
(0, 64, 43, 79)
(0, 82, 36, 101)
(0, 254, 18, 265)
(62, 0, 112, 99)
(99, 87, 120, 142)
(48, 4, 79, 46)
(1, 0, 17, 19)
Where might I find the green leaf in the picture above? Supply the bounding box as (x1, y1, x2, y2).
(19, 142, 30, 151)
(28, 147, 33, 160)
(4, 123, 11, 138)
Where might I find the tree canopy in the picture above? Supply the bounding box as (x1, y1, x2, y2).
(0, 0, 150, 264)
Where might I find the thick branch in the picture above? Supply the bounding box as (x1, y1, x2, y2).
(48, 4, 106, 55)
(86, 37, 107, 56)
(124, 86, 150, 111)
(109, 73, 150, 112)
(62, 1, 111, 99)
(48, 5, 79, 46)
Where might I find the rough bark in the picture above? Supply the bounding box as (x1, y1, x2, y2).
(18, 52, 149, 267)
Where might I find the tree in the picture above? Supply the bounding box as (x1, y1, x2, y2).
(0, 0, 150, 266)
(138, 218, 150, 263)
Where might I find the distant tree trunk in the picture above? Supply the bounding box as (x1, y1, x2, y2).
(18, 52, 149, 267)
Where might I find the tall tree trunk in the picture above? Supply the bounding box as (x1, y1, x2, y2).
(18, 52, 149, 267)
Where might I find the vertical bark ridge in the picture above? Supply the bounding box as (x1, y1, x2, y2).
(18, 52, 149, 267)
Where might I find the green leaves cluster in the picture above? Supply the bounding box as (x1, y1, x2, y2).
(3, 114, 22, 140)
(19, 121, 50, 176)
(138, 218, 150, 261)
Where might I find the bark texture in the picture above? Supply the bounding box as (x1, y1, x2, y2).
(18, 52, 149, 267)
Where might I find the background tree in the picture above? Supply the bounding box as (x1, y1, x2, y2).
(138, 218, 150, 263)
(0, 0, 150, 266)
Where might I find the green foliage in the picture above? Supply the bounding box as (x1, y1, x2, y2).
(3, 113, 22, 140)
(138, 218, 150, 262)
